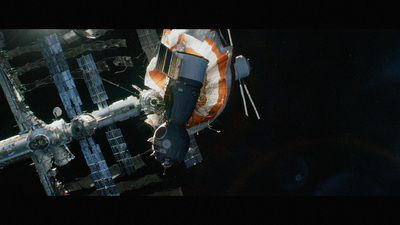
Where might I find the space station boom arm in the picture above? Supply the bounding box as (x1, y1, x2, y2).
(0, 95, 141, 170)
(91, 95, 141, 128)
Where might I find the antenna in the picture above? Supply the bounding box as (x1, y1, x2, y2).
(228, 30, 260, 119)
(162, 167, 167, 176)
(207, 125, 221, 133)
(239, 79, 248, 117)
(242, 79, 260, 120)
(162, 158, 170, 176)
(227, 29, 234, 46)
(234, 54, 260, 119)
(52, 107, 62, 119)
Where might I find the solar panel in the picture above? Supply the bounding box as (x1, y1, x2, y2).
(39, 34, 119, 196)
(77, 54, 108, 108)
(105, 124, 135, 175)
(38, 35, 82, 119)
(184, 134, 203, 168)
(155, 43, 182, 80)
(77, 53, 135, 175)
(136, 29, 160, 62)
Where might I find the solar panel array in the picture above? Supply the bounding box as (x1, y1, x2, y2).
(105, 123, 135, 175)
(77, 53, 135, 175)
(155, 43, 182, 80)
(136, 29, 160, 62)
(38, 35, 82, 119)
(77, 54, 108, 108)
(79, 137, 119, 195)
(39, 34, 119, 196)
(184, 134, 203, 168)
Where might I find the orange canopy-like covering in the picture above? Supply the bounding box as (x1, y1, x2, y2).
(144, 29, 235, 134)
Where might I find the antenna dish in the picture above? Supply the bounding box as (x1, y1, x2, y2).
(53, 107, 62, 118)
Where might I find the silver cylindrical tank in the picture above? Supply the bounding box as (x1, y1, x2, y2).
(0, 133, 32, 168)
(92, 95, 141, 128)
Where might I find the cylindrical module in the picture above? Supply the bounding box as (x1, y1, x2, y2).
(153, 52, 208, 166)
(164, 52, 208, 124)
(0, 133, 32, 168)
(92, 95, 141, 128)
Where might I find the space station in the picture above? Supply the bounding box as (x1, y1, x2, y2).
(0, 29, 259, 196)
(4, 29, 400, 196)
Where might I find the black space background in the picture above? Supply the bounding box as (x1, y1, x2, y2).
(4, 2, 400, 201)
(3, 28, 400, 197)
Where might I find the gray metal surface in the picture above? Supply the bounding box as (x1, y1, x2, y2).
(0, 47, 64, 195)
(0, 53, 36, 132)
